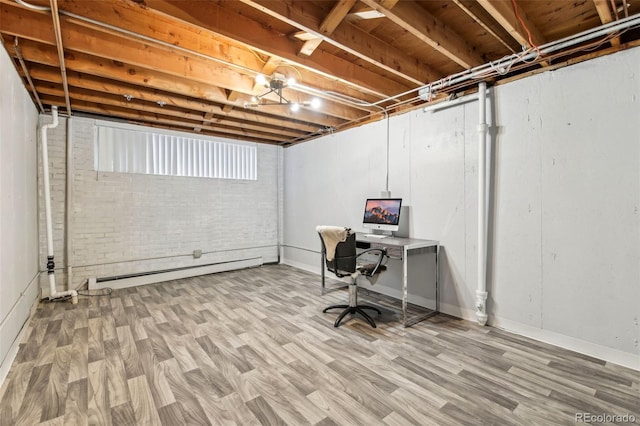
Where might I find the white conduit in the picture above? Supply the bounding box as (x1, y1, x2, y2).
(422, 92, 479, 113)
(381, 13, 640, 107)
(41, 106, 78, 304)
(66, 117, 73, 292)
(476, 82, 488, 325)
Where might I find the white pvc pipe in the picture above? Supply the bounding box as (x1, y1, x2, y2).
(423, 92, 478, 113)
(41, 106, 78, 304)
(66, 117, 73, 291)
(476, 82, 488, 325)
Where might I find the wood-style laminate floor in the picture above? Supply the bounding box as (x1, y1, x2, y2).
(1, 265, 638, 425)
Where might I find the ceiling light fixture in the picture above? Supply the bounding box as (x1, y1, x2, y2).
(244, 74, 321, 112)
(351, 9, 385, 20)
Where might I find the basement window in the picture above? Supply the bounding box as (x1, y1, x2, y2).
(95, 125, 257, 180)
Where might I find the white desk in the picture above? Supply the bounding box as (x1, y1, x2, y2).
(320, 233, 439, 327)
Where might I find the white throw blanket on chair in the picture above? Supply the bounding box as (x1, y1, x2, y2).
(316, 225, 350, 261)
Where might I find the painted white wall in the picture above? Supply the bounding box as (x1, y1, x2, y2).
(283, 47, 640, 368)
(0, 48, 40, 375)
(38, 117, 281, 291)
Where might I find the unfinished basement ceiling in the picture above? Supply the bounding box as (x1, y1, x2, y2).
(1, 0, 639, 145)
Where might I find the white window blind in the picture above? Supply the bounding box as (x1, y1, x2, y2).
(95, 126, 257, 180)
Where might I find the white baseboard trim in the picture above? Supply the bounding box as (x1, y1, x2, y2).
(490, 317, 640, 371)
(280, 259, 320, 276)
(89, 257, 263, 290)
(0, 277, 40, 398)
(439, 302, 477, 322)
(284, 259, 437, 309)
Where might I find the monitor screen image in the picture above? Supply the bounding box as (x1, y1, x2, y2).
(362, 198, 402, 231)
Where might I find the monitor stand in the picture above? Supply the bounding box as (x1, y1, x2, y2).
(363, 230, 393, 239)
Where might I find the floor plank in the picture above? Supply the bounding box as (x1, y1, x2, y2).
(0, 265, 638, 425)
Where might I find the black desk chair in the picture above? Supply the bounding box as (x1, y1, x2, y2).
(317, 227, 387, 328)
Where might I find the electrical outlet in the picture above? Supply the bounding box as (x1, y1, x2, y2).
(193, 249, 202, 259)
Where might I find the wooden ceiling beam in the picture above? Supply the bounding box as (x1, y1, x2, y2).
(360, 0, 484, 69)
(0, 3, 252, 92)
(7, 38, 347, 130)
(144, 0, 414, 98)
(238, 0, 439, 85)
(46, 0, 403, 100)
(452, 0, 521, 54)
(39, 93, 290, 144)
(1, 1, 370, 121)
(592, 0, 621, 46)
(319, 0, 358, 35)
(36, 82, 300, 140)
(54, 0, 266, 70)
(298, 0, 357, 57)
(42, 69, 316, 134)
(298, 38, 323, 58)
(348, 0, 399, 33)
(58, 0, 384, 108)
(476, 0, 547, 50)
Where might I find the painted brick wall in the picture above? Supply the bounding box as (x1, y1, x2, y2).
(39, 117, 280, 292)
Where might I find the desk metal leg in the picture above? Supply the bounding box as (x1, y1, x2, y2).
(402, 246, 408, 327)
(436, 244, 439, 313)
(402, 245, 439, 328)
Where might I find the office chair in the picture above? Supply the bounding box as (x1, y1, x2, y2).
(317, 226, 387, 328)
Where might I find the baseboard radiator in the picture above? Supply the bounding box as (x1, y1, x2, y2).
(88, 257, 263, 290)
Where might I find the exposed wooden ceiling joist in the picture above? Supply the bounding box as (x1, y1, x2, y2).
(476, 0, 547, 50)
(593, 0, 621, 46)
(359, 0, 484, 69)
(143, 0, 414, 99)
(237, 0, 440, 85)
(0, 0, 638, 145)
(298, 0, 357, 57)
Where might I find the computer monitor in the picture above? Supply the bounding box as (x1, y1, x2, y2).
(362, 198, 402, 233)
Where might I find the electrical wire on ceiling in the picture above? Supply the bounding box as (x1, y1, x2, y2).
(248, 48, 267, 64)
(275, 64, 303, 79)
(511, 0, 540, 52)
(49, 0, 72, 116)
(12, 37, 44, 112)
(13, 0, 380, 113)
(289, 12, 640, 145)
(12, 0, 640, 144)
(623, 0, 629, 18)
(16, 0, 71, 115)
(611, 0, 620, 20)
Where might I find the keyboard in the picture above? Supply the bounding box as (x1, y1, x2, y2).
(364, 234, 387, 239)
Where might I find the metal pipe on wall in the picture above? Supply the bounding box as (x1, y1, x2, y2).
(422, 92, 479, 113)
(48, 0, 71, 116)
(13, 38, 44, 113)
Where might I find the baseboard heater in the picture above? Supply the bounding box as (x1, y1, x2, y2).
(88, 257, 263, 290)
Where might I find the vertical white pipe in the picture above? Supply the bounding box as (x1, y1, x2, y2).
(41, 108, 58, 257)
(41, 107, 77, 304)
(66, 117, 73, 290)
(476, 82, 488, 325)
